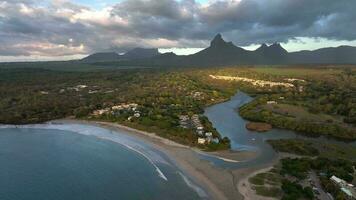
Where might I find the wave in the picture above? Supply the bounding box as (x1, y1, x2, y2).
(178, 172, 208, 199)
(197, 151, 241, 163)
(121, 144, 168, 181)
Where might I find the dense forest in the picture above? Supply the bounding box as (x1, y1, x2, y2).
(0, 67, 235, 150)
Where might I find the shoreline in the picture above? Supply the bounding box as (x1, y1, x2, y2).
(52, 119, 276, 200)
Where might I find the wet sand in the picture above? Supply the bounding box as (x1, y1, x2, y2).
(54, 119, 275, 200)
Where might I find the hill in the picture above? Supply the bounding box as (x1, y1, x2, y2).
(82, 48, 160, 63)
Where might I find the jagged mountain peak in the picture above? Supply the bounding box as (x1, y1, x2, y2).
(256, 43, 268, 51)
(210, 33, 229, 47)
(268, 43, 288, 54)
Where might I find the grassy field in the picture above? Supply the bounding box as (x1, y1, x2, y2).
(249, 170, 283, 198)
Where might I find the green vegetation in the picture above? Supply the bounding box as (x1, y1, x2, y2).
(249, 172, 282, 186)
(280, 157, 355, 182)
(280, 158, 312, 179)
(254, 185, 282, 197)
(268, 139, 356, 161)
(249, 170, 283, 198)
(223, 66, 356, 141)
(268, 139, 319, 156)
(0, 67, 236, 150)
(281, 180, 314, 200)
(250, 157, 355, 200)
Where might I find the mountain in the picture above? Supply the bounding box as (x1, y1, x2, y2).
(82, 48, 160, 63)
(81, 52, 121, 62)
(254, 43, 289, 64)
(289, 46, 356, 64)
(183, 34, 252, 66)
(121, 48, 160, 60)
(82, 34, 356, 66)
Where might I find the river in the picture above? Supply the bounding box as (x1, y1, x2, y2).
(204, 91, 356, 169)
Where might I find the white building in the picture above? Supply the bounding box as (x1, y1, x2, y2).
(205, 132, 213, 137)
(267, 101, 277, 105)
(198, 138, 206, 144)
(330, 176, 343, 185)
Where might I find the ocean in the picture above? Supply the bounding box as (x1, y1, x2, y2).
(0, 125, 206, 200)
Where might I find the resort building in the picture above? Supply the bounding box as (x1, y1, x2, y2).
(198, 138, 206, 144)
(205, 132, 213, 137)
(92, 108, 110, 116)
(330, 175, 356, 199)
(267, 101, 277, 104)
(134, 112, 141, 118)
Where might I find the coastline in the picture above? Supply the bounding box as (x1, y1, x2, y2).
(53, 119, 275, 200)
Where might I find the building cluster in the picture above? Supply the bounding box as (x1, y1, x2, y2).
(67, 85, 88, 92)
(284, 78, 306, 82)
(179, 115, 190, 129)
(40, 91, 49, 95)
(59, 85, 116, 95)
(179, 114, 218, 145)
(92, 103, 141, 120)
(209, 75, 295, 88)
(330, 175, 356, 199)
(58, 85, 89, 94)
(267, 100, 278, 105)
(191, 91, 204, 100)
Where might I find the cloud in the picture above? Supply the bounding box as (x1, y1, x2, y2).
(0, 0, 355, 58)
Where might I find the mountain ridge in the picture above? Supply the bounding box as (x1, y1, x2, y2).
(81, 34, 356, 66)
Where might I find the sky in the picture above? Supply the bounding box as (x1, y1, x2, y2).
(1, 0, 356, 62)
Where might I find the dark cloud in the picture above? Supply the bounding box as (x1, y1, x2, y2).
(0, 0, 355, 57)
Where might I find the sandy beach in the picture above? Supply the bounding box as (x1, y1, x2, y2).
(53, 119, 277, 200)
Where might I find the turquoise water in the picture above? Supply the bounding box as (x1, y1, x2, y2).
(0, 126, 205, 200)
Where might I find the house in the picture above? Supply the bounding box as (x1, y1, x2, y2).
(134, 112, 141, 118)
(112, 105, 123, 110)
(93, 108, 110, 116)
(205, 132, 213, 137)
(198, 138, 206, 144)
(267, 101, 277, 105)
(179, 115, 189, 121)
(197, 130, 204, 136)
(88, 90, 98, 94)
(330, 176, 356, 199)
(341, 188, 353, 199)
(197, 126, 204, 130)
(76, 85, 88, 89)
(330, 175, 344, 185)
(298, 86, 304, 92)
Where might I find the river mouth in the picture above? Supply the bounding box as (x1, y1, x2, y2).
(0, 124, 206, 200)
(204, 91, 356, 169)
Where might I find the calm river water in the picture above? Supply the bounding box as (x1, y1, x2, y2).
(204, 91, 355, 168)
